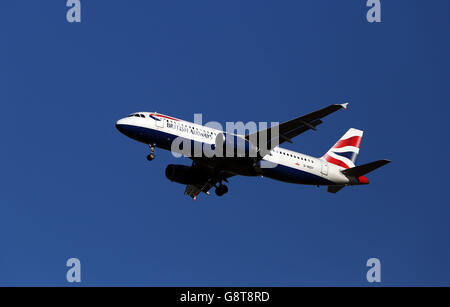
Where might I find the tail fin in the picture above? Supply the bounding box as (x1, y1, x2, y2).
(322, 128, 363, 169)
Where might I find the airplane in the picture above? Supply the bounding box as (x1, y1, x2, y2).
(115, 104, 390, 199)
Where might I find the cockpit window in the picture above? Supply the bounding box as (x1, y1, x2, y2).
(128, 113, 145, 118)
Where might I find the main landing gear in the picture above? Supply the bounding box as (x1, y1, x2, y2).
(147, 144, 156, 161)
(215, 184, 228, 197)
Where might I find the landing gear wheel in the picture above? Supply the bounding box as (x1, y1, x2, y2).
(215, 185, 228, 197)
(147, 144, 156, 161)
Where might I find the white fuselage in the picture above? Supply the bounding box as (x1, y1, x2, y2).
(116, 112, 350, 186)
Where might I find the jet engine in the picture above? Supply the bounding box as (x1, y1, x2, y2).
(165, 164, 209, 185)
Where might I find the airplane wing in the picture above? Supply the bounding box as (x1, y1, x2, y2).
(245, 103, 348, 156)
(183, 162, 235, 199)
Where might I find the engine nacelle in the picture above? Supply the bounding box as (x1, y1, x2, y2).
(165, 164, 209, 185)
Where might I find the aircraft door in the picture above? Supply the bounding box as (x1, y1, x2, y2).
(156, 118, 164, 128)
(321, 162, 328, 176)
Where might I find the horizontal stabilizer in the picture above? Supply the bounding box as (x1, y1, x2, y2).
(328, 186, 345, 193)
(342, 159, 391, 178)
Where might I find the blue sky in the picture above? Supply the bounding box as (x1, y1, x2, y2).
(1, 1, 449, 286)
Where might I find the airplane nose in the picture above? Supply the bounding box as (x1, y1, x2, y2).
(115, 118, 127, 134)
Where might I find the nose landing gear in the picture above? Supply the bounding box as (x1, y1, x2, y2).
(147, 144, 156, 161)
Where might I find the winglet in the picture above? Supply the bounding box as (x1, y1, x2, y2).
(340, 103, 349, 110)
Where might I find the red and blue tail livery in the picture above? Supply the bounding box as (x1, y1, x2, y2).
(322, 128, 363, 169)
